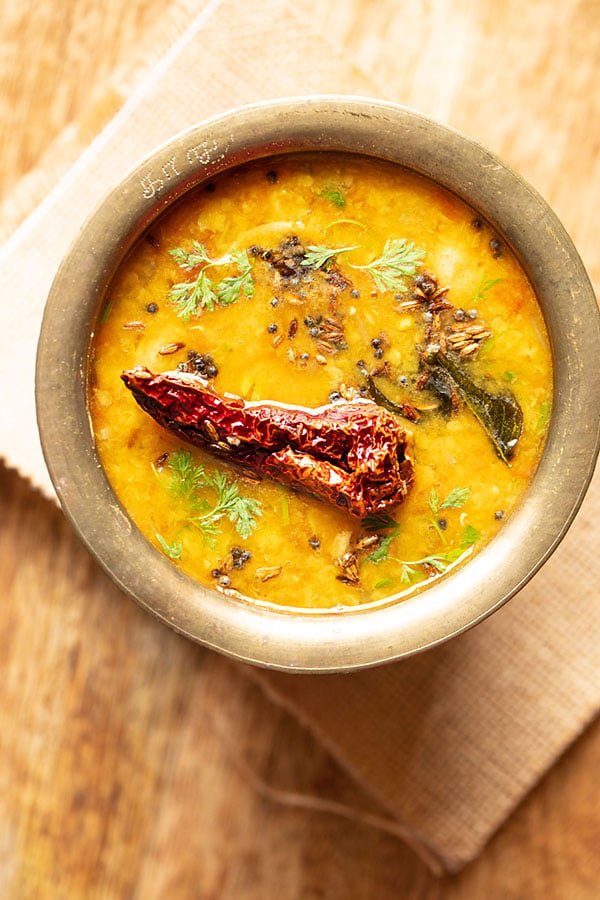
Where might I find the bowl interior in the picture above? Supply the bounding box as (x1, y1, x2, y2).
(36, 97, 600, 672)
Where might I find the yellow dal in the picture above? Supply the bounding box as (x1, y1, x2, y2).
(90, 153, 552, 609)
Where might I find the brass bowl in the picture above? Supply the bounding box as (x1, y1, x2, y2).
(36, 97, 600, 672)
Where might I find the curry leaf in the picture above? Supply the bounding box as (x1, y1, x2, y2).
(424, 346, 523, 464)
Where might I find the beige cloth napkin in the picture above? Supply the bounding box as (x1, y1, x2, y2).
(1, 0, 598, 874)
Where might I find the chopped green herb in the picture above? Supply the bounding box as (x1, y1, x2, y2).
(460, 524, 480, 547)
(537, 400, 552, 431)
(461, 523, 481, 547)
(100, 301, 113, 324)
(157, 449, 262, 550)
(215, 250, 254, 305)
(438, 486, 471, 510)
(366, 538, 478, 586)
(503, 371, 517, 383)
(299, 237, 424, 290)
(164, 448, 208, 504)
(301, 243, 360, 270)
(374, 577, 394, 590)
(318, 184, 347, 208)
(361, 511, 399, 532)
(428, 486, 471, 541)
(400, 565, 416, 585)
(191, 469, 261, 541)
(400, 545, 474, 581)
(350, 238, 425, 293)
(155, 533, 183, 560)
(362, 512, 477, 587)
(367, 528, 401, 563)
(168, 243, 254, 319)
(469, 275, 504, 305)
(169, 271, 218, 319)
(170, 240, 213, 271)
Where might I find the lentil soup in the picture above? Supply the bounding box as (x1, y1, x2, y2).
(90, 153, 552, 609)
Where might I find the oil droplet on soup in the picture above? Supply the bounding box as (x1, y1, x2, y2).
(90, 153, 552, 609)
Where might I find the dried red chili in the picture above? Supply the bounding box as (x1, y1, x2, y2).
(121, 366, 414, 517)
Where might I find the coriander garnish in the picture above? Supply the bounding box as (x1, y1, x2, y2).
(468, 274, 504, 305)
(428, 486, 471, 541)
(536, 400, 551, 432)
(216, 250, 254, 306)
(300, 237, 425, 291)
(366, 528, 400, 563)
(366, 522, 480, 584)
(156, 449, 262, 550)
(155, 533, 183, 560)
(429, 485, 471, 514)
(190, 469, 261, 542)
(350, 238, 425, 293)
(168, 241, 254, 319)
(318, 184, 347, 208)
(301, 244, 360, 270)
(170, 241, 214, 271)
(361, 511, 400, 532)
(169, 270, 217, 319)
(461, 524, 481, 547)
(394, 541, 475, 585)
(363, 486, 478, 583)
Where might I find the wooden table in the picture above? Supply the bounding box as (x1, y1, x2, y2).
(1, 1, 599, 896)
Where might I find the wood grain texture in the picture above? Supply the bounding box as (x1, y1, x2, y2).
(1, 0, 599, 896)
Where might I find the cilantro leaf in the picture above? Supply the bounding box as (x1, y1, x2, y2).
(168, 243, 255, 319)
(428, 486, 471, 542)
(439, 487, 471, 510)
(367, 528, 400, 564)
(318, 185, 347, 208)
(200, 471, 262, 541)
(461, 523, 481, 547)
(215, 250, 254, 305)
(168, 271, 219, 319)
(469, 274, 504, 305)
(361, 511, 399, 532)
(537, 400, 551, 432)
(169, 240, 213, 271)
(166, 449, 207, 505)
(301, 244, 360, 270)
(155, 533, 182, 560)
(350, 238, 425, 293)
(156, 449, 262, 554)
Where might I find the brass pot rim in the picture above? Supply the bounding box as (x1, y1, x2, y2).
(36, 96, 600, 672)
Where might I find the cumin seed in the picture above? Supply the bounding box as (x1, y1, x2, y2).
(158, 341, 185, 355)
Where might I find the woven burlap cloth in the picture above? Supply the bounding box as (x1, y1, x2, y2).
(1, 0, 598, 874)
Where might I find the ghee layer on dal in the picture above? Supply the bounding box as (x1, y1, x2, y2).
(90, 153, 552, 609)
